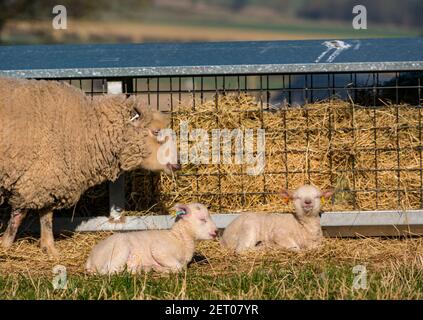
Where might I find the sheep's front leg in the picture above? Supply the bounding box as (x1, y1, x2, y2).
(39, 210, 58, 257)
(1, 209, 27, 249)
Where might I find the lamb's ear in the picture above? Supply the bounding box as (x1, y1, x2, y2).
(321, 188, 335, 199)
(172, 203, 190, 218)
(280, 189, 293, 200)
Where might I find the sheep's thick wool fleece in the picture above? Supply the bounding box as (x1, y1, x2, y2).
(0, 78, 149, 210)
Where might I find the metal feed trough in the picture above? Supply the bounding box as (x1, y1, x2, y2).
(1, 38, 423, 237)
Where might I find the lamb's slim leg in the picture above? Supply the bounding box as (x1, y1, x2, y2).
(1, 209, 27, 249)
(274, 237, 301, 251)
(127, 252, 143, 274)
(235, 228, 258, 253)
(151, 250, 184, 273)
(153, 260, 184, 273)
(39, 209, 58, 257)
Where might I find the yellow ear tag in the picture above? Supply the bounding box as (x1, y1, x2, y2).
(321, 197, 326, 205)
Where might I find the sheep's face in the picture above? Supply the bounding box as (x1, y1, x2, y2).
(121, 104, 180, 174)
(139, 110, 180, 175)
(281, 185, 334, 217)
(174, 203, 218, 240)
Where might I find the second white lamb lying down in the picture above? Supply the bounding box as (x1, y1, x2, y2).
(221, 185, 334, 253)
(86, 203, 218, 274)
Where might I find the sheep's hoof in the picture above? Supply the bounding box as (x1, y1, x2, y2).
(41, 244, 59, 258)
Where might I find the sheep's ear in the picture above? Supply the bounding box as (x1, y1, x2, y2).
(280, 189, 293, 200)
(172, 203, 190, 218)
(321, 188, 335, 199)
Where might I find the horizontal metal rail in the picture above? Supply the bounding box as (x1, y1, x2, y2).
(3, 210, 423, 238)
(1, 39, 423, 78)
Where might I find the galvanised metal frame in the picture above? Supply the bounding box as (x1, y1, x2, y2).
(1, 38, 423, 235)
(1, 38, 423, 78)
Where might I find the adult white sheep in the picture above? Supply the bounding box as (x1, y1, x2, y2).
(221, 185, 334, 253)
(0, 77, 180, 257)
(86, 203, 218, 274)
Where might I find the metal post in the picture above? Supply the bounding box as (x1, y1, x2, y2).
(107, 80, 126, 218)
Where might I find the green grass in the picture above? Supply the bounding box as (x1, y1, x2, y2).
(2, 236, 423, 300)
(2, 262, 423, 300)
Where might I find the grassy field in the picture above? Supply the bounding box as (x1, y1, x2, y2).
(2, 10, 420, 45)
(1, 234, 423, 299)
(138, 6, 420, 38)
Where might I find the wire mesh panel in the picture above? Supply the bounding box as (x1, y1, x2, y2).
(63, 70, 421, 215)
(35, 70, 422, 215)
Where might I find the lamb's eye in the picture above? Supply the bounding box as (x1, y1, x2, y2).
(152, 129, 160, 136)
(200, 218, 207, 223)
